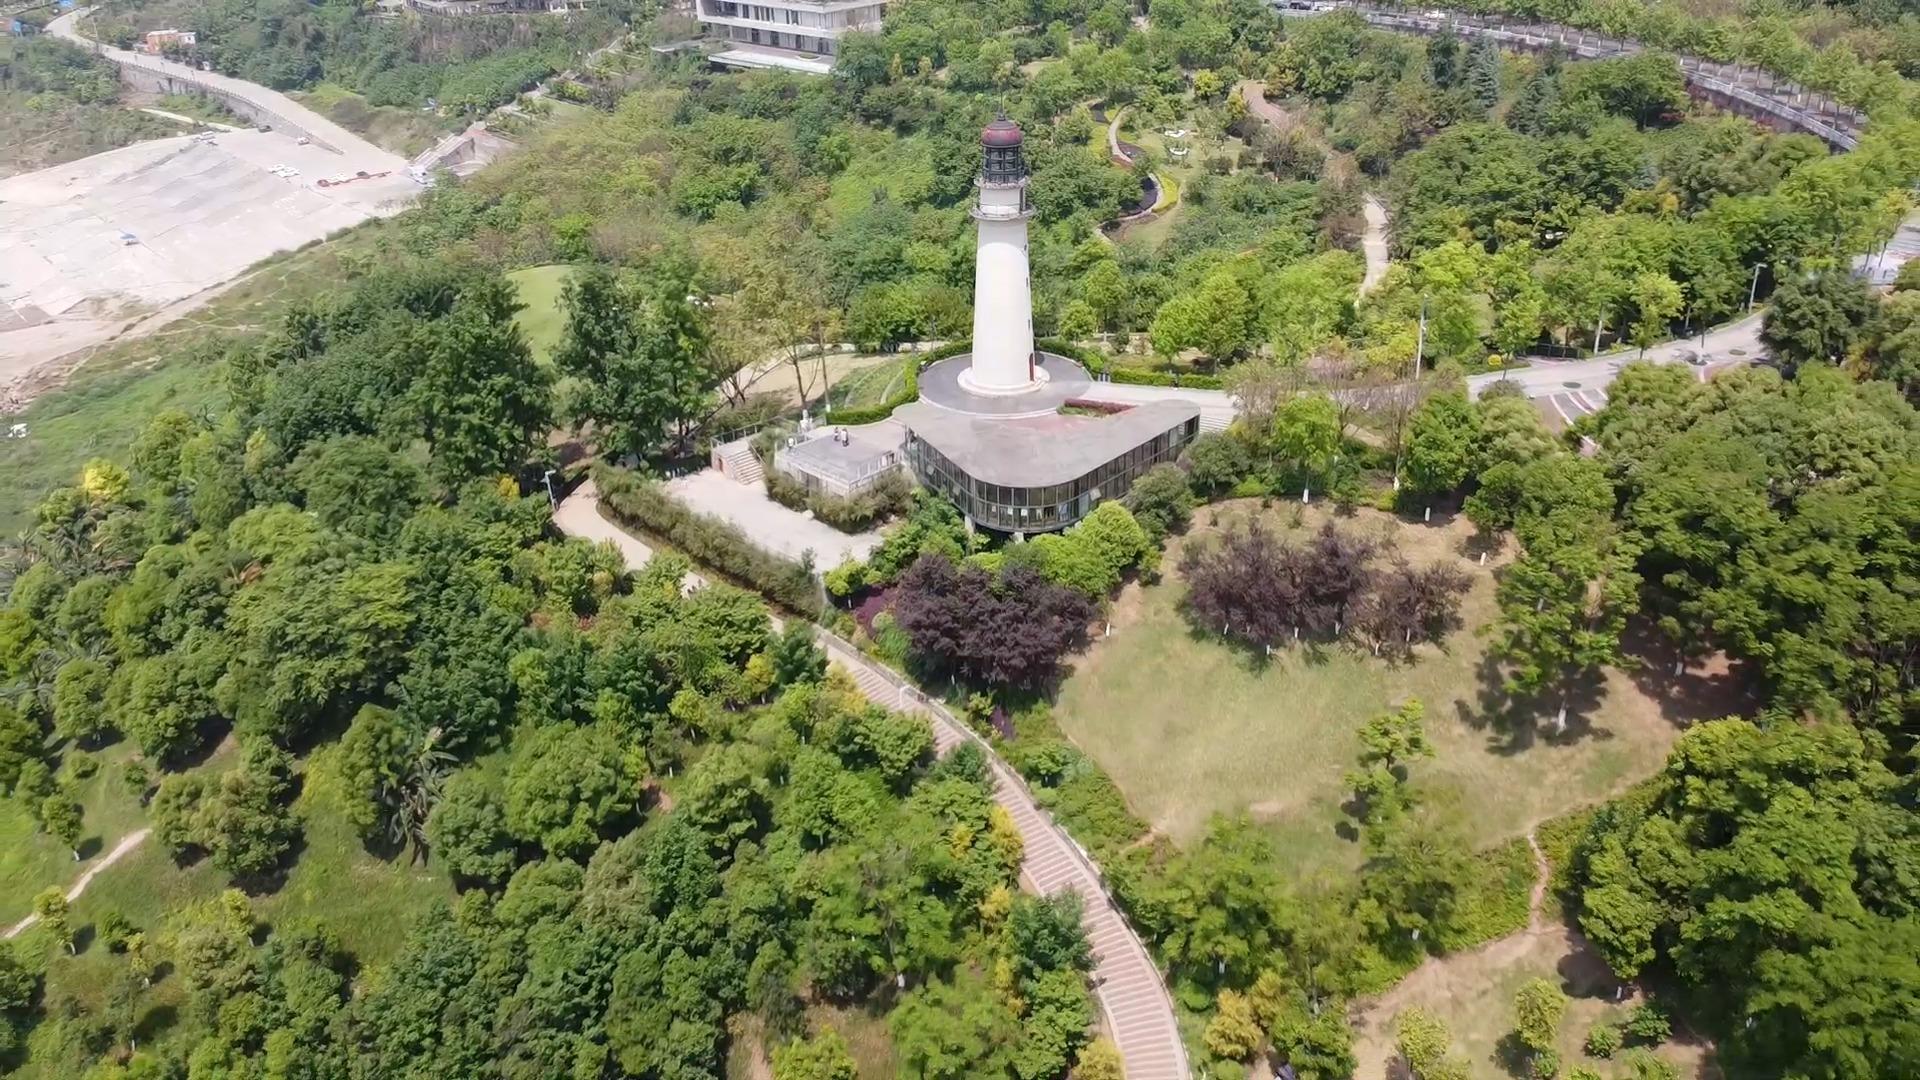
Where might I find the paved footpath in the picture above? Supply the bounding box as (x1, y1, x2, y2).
(555, 479, 1191, 1080)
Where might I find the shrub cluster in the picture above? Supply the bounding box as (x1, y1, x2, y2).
(764, 467, 913, 533)
(592, 464, 821, 616)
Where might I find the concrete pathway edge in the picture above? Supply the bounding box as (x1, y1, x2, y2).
(554, 479, 1192, 1080)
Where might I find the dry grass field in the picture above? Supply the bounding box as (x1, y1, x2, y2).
(1052, 500, 1735, 881)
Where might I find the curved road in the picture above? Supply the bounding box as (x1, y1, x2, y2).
(48, 8, 405, 173)
(554, 480, 1192, 1080)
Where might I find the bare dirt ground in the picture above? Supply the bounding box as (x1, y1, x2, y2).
(1, 45, 415, 409)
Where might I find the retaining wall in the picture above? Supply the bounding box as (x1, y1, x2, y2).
(108, 56, 335, 150)
(1353, 6, 1865, 150)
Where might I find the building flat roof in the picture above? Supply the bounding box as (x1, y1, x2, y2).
(709, 47, 835, 75)
(780, 420, 905, 485)
(896, 398, 1200, 488)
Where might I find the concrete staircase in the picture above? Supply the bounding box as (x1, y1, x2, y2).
(553, 483, 1191, 1080)
(1199, 412, 1231, 434)
(716, 436, 764, 486)
(816, 637, 1190, 1080)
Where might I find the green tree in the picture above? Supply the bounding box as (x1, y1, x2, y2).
(33, 888, 73, 954)
(1761, 269, 1875, 376)
(772, 1028, 857, 1080)
(1403, 392, 1481, 501)
(1151, 267, 1254, 365)
(1271, 394, 1343, 495)
(412, 277, 553, 485)
(1413, 242, 1486, 364)
(1395, 1007, 1468, 1080)
(1156, 817, 1296, 990)
(1269, 992, 1358, 1080)
(1865, 289, 1920, 399)
(505, 723, 639, 857)
(888, 972, 1016, 1080)
(424, 770, 515, 885)
(1204, 988, 1264, 1061)
(1344, 700, 1432, 832)
(555, 264, 716, 459)
(1513, 977, 1569, 1056)
(1493, 533, 1641, 734)
(293, 435, 426, 541)
(50, 658, 112, 747)
(1629, 272, 1684, 357)
(1076, 1038, 1124, 1080)
(41, 792, 83, 860)
(1056, 299, 1098, 341)
(1125, 463, 1193, 541)
(201, 741, 301, 878)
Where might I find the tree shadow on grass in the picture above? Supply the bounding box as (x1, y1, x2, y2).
(1454, 651, 1614, 756)
(76, 835, 104, 861)
(1617, 617, 1761, 727)
(135, 1002, 180, 1047)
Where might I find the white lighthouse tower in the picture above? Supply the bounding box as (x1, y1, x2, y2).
(962, 115, 1041, 396)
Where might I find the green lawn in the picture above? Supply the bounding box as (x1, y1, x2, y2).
(825, 355, 911, 411)
(0, 347, 226, 536)
(0, 741, 152, 928)
(1052, 501, 1694, 880)
(6, 740, 455, 1075)
(509, 263, 577, 366)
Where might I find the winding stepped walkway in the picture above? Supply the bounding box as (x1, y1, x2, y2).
(555, 480, 1191, 1080)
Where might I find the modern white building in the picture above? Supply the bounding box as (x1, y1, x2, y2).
(770, 116, 1201, 536)
(696, 0, 885, 74)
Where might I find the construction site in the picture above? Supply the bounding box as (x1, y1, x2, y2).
(0, 5, 535, 400)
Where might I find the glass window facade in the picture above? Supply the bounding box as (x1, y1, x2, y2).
(903, 417, 1200, 534)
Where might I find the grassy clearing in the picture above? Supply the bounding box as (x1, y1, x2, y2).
(508, 263, 577, 365)
(808, 1002, 899, 1079)
(825, 356, 911, 411)
(1052, 500, 1699, 880)
(0, 348, 226, 536)
(1347, 920, 1711, 1080)
(0, 741, 152, 928)
(826, 132, 936, 218)
(1150, 171, 1180, 213)
(4, 741, 455, 1075)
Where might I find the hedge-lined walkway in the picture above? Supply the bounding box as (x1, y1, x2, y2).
(553, 479, 1193, 1080)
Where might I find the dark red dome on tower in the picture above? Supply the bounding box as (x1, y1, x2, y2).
(981, 116, 1023, 147)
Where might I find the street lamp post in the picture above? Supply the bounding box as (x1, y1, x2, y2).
(1747, 263, 1765, 312)
(541, 469, 557, 511)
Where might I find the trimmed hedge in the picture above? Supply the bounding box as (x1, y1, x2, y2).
(824, 341, 967, 425)
(1040, 337, 1227, 390)
(591, 464, 822, 616)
